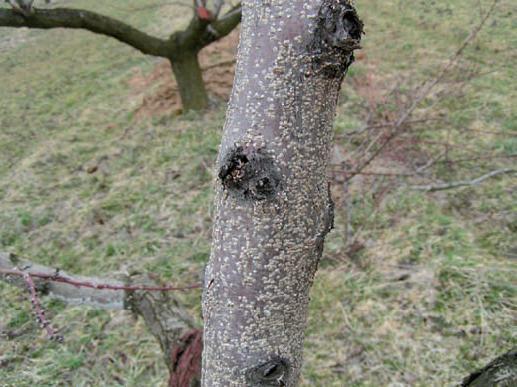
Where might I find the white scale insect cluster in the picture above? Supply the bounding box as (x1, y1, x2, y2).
(202, 1, 362, 385)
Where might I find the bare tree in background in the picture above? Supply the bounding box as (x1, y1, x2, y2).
(0, 0, 241, 111)
(202, 0, 363, 384)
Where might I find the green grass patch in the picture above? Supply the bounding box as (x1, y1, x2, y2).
(1, 0, 515, 385)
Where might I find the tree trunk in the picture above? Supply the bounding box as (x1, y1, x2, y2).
(170, 51, 209, 112)
(202, 1, 362, 385)
(461, 348, 517, 387)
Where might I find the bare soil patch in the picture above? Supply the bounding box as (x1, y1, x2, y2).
(128, 29, 239, 118)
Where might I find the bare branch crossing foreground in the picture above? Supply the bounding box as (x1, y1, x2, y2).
(0, 252, 200, 309)
(1, 266, 201, 293)
(0, 252, 202, 386)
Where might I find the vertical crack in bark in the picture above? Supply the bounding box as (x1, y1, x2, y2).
(315, 183, 335, 256)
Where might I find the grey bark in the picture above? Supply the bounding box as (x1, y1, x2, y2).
(201, 1, 362, 385)
(461, 348, 517, 387)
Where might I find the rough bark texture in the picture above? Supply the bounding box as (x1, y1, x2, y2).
(202, 1, 362, 385)
(0, 5, 241, 111)
(461, 348, 517, 387)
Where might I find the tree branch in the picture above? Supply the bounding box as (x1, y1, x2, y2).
(411, 168, 515, 192)
(0, 252, 126, 309)
(163, 3, 241, 58)
(201, 4, 241, 47)
(344, 0, 498, 183)
(0, 265, 201, 293)
(22, 271, 63, 342)
(0, 251, 199, 374)
(0, 8, 171, 57)
(209, 5, 241, 37)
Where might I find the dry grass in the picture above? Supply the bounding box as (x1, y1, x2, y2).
(0, 0, 515, 386)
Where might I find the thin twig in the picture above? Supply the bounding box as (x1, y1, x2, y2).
(411, 168, 515, 192)
(344, 0, 499, 182)
(22, 272, 63, 342)
(330, 153, 516, 178)
(415, 150, 447, 173)
(340, 118, 443, 137)
(1, 253, 198, 366)
(458, 127, 516, 136)
(1, 268, 202, 292)
(330, 169, 414, 177)
(431, 153, 516, 165)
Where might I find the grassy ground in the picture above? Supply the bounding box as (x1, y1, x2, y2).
(0, 0, 515, 386)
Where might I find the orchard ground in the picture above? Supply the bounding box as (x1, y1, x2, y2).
(0, 0, 515, 385)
